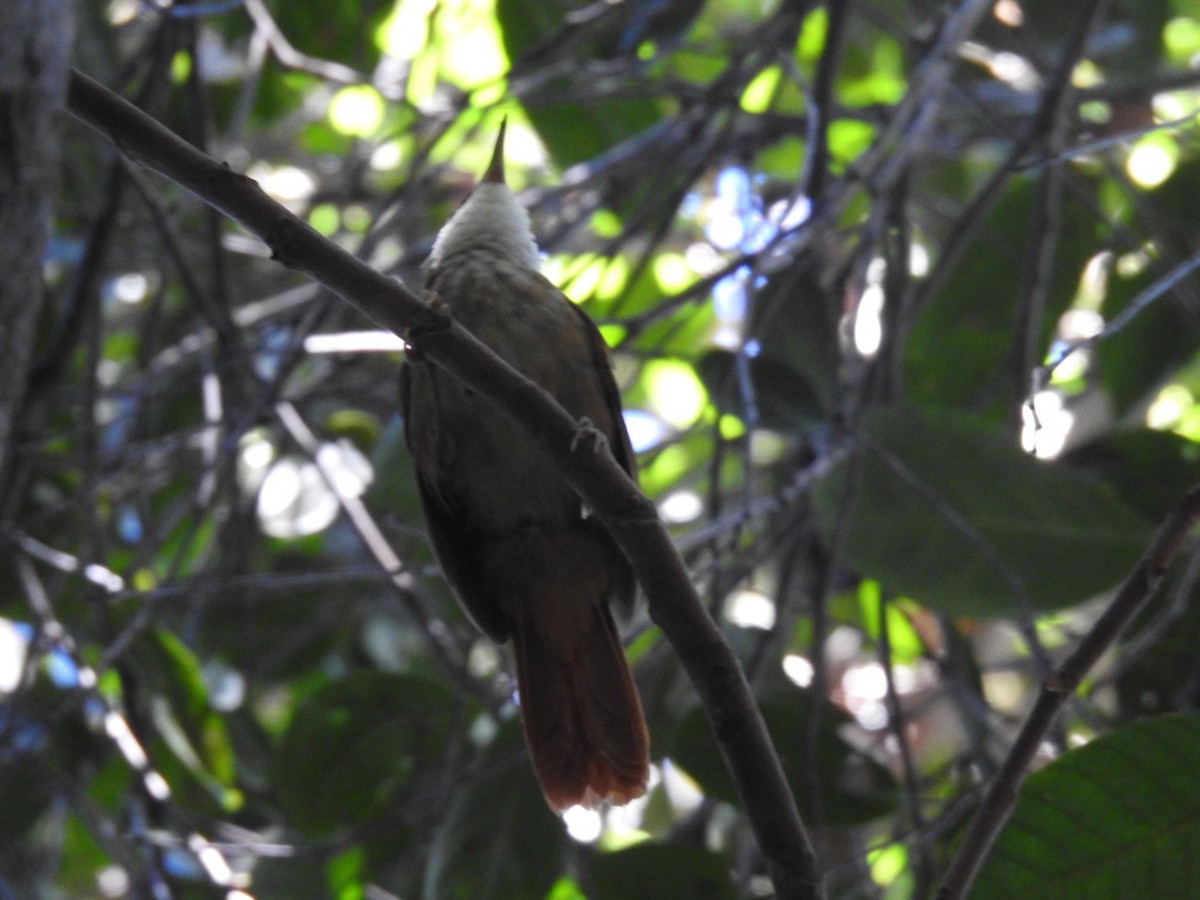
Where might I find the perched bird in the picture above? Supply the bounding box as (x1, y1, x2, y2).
(399, 120, 649, 811)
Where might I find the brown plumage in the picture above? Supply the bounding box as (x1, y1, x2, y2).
(399, 121, 649, 811)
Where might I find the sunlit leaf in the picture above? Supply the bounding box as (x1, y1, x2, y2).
(643, 359, 709, 428)
(328, 86, 385, 138)
(131, 630, 236, 791)
(740, 66, 781, 114)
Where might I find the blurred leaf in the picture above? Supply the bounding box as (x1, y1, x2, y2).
(1115, 561, 1200, 718)
(907, 176, 1105, 412)
(423, 718, 565, 900)
(273, 672, 459, 834)
(0, 754, 55, 847)
(269, 0, 391, 69)
(591, 844, 736, 900)
(812, 404, 1153, 616)
(327, 846, 366, 898)
(496, 0, 701, 64)
(697, 350, 827, 432)
(131, 630, 236, 793)
(671, 690, 898, 827)
(973, 713, 1200, 899)
(494, 0, 665, 166)
(534, 100, 664, 168)
(1064, 428, 1200, 521)
(630, 299, 716, 359)
(1098, 0, 1169, 81)
(839, 32, 906, 106)
(53, 814, 110, 897)
(744, 264, 840, 422)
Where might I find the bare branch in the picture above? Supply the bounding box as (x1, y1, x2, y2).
(64, 67, 825, 898)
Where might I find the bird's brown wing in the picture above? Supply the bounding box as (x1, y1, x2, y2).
(562, 298, 640, 611)
(568, 300, 638, 482)
(399, 360, 511, 642)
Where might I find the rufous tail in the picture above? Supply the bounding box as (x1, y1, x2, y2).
(510, 602, 649, 812)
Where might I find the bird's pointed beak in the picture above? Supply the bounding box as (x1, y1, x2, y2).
(483, 117, 507, 185)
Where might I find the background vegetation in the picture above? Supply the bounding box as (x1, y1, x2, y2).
(4, 0, 1200, 897)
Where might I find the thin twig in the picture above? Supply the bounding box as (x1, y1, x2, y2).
(877, 592, 934, 894)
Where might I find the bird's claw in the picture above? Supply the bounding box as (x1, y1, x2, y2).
(570, 417, 608, 455)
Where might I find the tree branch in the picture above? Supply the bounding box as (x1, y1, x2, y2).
(936, 483, 1200, 899)
(64, 68, 825, 898)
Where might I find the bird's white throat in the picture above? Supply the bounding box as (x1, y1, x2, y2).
(429, 182, 541, 271)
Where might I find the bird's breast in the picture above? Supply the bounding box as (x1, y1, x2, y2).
(411, 253, 615, 534)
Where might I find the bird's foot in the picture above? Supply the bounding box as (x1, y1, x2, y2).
(570, 417, 609, 455)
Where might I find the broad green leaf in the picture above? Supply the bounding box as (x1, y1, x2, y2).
(1064, 429, 1200, 521)
(629, 298, 716, 358)
(973, 713, 1200, 899)
(812, 404, 1153, 616)
(697, 350, 826, 432)
(591, 844, 736, 900)
(906, 177, 1105, 412)
(273, 672, 459, 834)
(695, 257, 839, 433)
(670, 690, 897, 827)
(422, 718, 564, 900)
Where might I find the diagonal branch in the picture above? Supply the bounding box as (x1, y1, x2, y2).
(64, 68, 825, 899)
(936, 483, 1200, 899)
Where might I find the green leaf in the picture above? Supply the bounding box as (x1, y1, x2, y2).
(906, 176, 1104, 412)
(1064, 429, 1200, 522)
(697, 350, 827, 432)
(591, 844, 736, 900)
(0, 755, 55, 846)
(54, 814, 110, 897)
(695, 265, 840, 431)
(422, 718, 565, 900)
(273, 672, 459, 834)
(812, 404, 1153, 616)
(670, 690, 897, 827)
(270, 1, 392, 70)
(973, 713, 1200, 899)
(131, 630, 236, 794)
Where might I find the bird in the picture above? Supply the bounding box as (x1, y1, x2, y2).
(399, 118, 649, 812)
